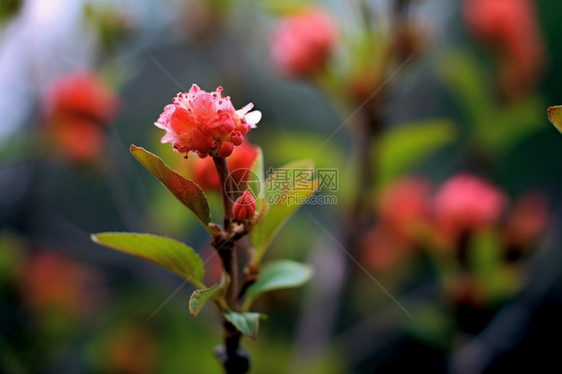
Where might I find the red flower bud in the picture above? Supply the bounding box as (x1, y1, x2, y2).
(232, 190, 256, 222)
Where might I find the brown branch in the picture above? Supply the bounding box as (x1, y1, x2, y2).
(213, 156, 234, 229)
(212, 156, 249, 373)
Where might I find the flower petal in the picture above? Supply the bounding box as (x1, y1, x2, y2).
(245, 111, 262, 128)
(236, 103, 254, 117)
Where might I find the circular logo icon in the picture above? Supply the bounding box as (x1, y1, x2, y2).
(224, 168, 262, 203)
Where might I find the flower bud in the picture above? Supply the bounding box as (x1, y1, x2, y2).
(232, 190, 256, 223)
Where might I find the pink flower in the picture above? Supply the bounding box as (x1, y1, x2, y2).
(434, 174, 507, 240)
(155, 84, 261, 158)
(232, 190, 256, 222)
(270, 8, 337, 77)
(463, 0, 543, 98)
(463, 0, 536, 46)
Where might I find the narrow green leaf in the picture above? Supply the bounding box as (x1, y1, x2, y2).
(223, 311, 263, 340)
(91, 232, 205, 289)
(468, 230, 502, 276)
(243, 260, 313, 310)
(548, 105, 562, 133)
(438, 51, 492, 125)
(467, 230, 516, 301)
(130, 145, 211, 228)
(189, 284, 219, 317)
(252, 160, 319, 264)
(376, 119, 457, 185)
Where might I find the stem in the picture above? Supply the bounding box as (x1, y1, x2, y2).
(215, 322, 250, 374)
(213, 156, 233, 229)
(212, 156, 248, 373)
(230, 245, 239, 308)
(346, 102, 382, 251)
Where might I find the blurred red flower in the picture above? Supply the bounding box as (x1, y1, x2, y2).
(378, 177, 432, 243)
(270, 8, 337, 77)
(361, 177, 431, 270)
(463, 0, 544, 98)
(46, 71, 118, 123)
(155, 84, 261, 158)
(434, 174, 507, 242)
(21, 251, 104, 319)
(193, 140, 259, 191)
(108, 323, 158, 374)
(504, 192, 548, 249)
(44, 71, 119, 162)
(360, 226, 412, 271)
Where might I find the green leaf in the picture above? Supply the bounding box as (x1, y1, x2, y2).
(189, 284, 219, 317)
(258, 0, 313, 16)
(243, 260, 313, 310)
(264, 132, 346, 171)
(468, 230, 501, 276)
(478, 95, 545, 154)
(437, 51, 544, 155)
(223, 311, 263, 340)
(189, 271, 230, 316)
(91, 232, 205, 289)
(252, 160, 319, 264)
(467, 230, 516, 301)
(437, 51, 492, 125)
(130, 145, 211, 229)
(376, 119, 457, 185)
(548, 105, 562, 133)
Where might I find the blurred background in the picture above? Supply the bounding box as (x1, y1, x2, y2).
(1, 0, 562, 373)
